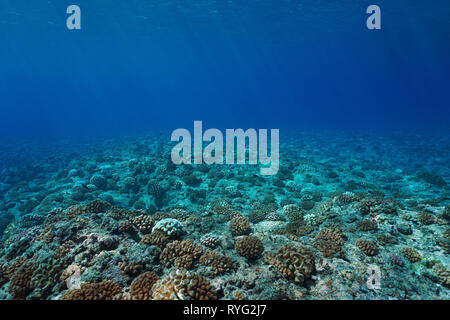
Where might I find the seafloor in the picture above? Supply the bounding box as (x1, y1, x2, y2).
(0, 131, 449, 300)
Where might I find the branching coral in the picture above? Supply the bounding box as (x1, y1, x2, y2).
(401, 247, 422, 263)
(0, 264, 8, 286)
(432, 264, 450, 288)
(266, 212, 285, 221)
(283, 204, 304, 223)
(443, 206, 450, 221)
(252, 200, 279, 215)
(355, 239, 378, 256)
(357, 219, 378, 231)
(417, 211, 435, 225)
(152, 269, 216, 300)
(229, 213, 251, 236)
(358, 198, 378, 215)
(66, 204, 86, 219)
(41, 227, 56, 244)
(210, 199, 234, 219)
(119, 220, 137, 234)
(54, 240, 76, 262)
(65, 200, 112, 218)
(105, 207, 141, 220)
(61, 280, 122, 300)
(305, 199, 333, 226)
(274, 223, 313, 237)
(141, 230, 170, 248)
(247, 210, 267, 223)
(148, 181, 165, 207)
(131, 214, 155, 234)
(200, 233, 220, 249)
(130, 271, 159, 300)
(376, 233, 398, 246)
(235, 236, 263, 260)
(312, 227, 346, 258)
(4, 257, 27, 280)
(8, 261, 37, 299)
(199, 250, 236, 276)
(160, 240, 202, 269)
(30, 259, 68, 296)
(265, 244, 315, 285)
(118, 258, 144, 276)
(336, 192, 361, 204)
(85, 199, 112, 213)
(439, 228, 450, 254)
(152, 218, 184, 238)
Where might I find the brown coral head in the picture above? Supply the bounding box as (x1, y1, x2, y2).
(235, 236, 264, 260)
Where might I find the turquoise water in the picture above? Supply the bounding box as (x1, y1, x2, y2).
(0, 1, 449, 300)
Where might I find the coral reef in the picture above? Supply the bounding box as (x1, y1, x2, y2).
(0, 132, 448, 300)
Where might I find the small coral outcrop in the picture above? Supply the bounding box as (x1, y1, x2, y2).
(265, 244, 315, 285)
(432, 264, 450, 288)
(152, 218, 184, 237)
(417, 211, 435, 225)
(229, 213, 251, 236)
(199, 250, 236, 276)
(357, 219, 378, 231)
(401, 247, 422, 263)
(9, 262, 37, 299)
(235, 236, 263, 260)
(152, 269, 216, 300)
(160, 240, 202, 269)
(141, 230, 170, 248)
(61, 280, 122, 300)
(312, 226, 346, 258)
(200, 233, 220, 249)
(130, 271, 160, 300)
(283, 204, 304, 223)
(131, 214, 155, 234)
(355, 239, 378, 256)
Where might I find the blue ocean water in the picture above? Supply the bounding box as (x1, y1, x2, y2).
(0, 0, 449, 139)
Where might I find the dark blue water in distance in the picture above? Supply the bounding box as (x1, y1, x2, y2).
(1, 0, 449, 139)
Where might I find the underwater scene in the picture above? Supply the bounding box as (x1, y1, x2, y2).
(0, 1, 449, 301)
